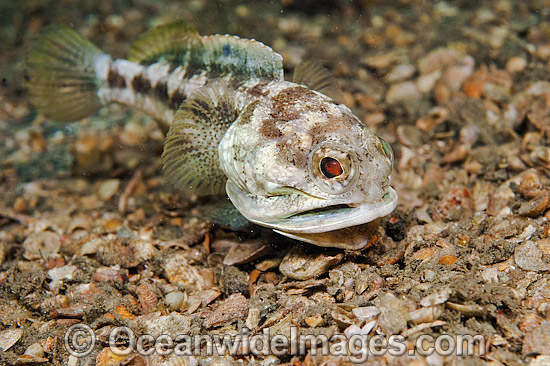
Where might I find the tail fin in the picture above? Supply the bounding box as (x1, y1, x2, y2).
(25, 24, 110, 122)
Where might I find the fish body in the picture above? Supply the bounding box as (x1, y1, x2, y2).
(25, 23, 397, 249)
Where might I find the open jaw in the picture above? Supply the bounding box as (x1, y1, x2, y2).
(226, 181, 398, 249)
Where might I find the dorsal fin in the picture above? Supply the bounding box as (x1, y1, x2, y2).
(292, 60, 340, 99)
(199, 35, 283, 81)
(162, 82, 238, 197)
(129, 22, 284, 81)
(128, 21, 200, 63)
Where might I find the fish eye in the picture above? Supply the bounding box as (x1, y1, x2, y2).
(308, 141, 358, 195)
(320, 157, 343, 178)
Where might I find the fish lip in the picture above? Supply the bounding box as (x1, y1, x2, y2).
(264, 187, 398, 233)
(226, 180, 398, 234)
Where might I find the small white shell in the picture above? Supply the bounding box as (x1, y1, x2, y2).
(420, 288, 452, 307)
(410, 304, 445, 324)
(23, 342, 44, 358)
(0, 328, 23, 352)
(352, 306, 380, 320)
(165, 291, 185, 311)
(162, 253, 205, 290)
(23, 231, 61, 260)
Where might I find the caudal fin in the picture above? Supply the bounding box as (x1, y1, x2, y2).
(25, 24, 109, 122)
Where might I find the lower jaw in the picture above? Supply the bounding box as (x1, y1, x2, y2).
(273, 219, 380, 250)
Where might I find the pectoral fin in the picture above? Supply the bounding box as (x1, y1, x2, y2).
(162, 82, 238, 197)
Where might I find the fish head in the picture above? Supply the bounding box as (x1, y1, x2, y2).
(219, 83, 397, 249)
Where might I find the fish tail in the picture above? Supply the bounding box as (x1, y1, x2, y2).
(25, 24, 111, 122)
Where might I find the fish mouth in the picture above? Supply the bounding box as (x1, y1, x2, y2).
(263, 187, 398, 233)
(225, 180, 398, 248)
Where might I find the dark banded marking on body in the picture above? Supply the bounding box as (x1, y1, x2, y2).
(154, 82, 169, 101)
(107, 69, 126, 89)
(131, 74, 152, 94)
(169, 90, 186, 109)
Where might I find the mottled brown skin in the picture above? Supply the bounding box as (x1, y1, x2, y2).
(259, 118, 283, 139)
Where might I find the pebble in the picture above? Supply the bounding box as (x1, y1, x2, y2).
(385, 81, 421, 104)
(0, 242, 5, 267)
(519, 313, 544, 333)
(522, 321, 550, 356)
(514, 240, 550, 272)
(518, 192, 550, 217)
(255, 257, 283, 271)
(18, 342, 48, 363)
(95, 347, 127, 366)
(415, 106, 449, 131)
(74, 135, 101, 168)
(0, 328, 23, 352)
(416, 70, 442, 93)
(130, 312, 193, 339)
(352, 306, 380, 320)
(203, 293, 248, 328)
(441, 55, 475, 91)
(438, 255, 458, 265)
(223, 240, 271, 266)
(66, 216, 92, 233)
(165, 291, 185, 311)
(530, 355, 550, 366)
(219, 266, 249, 296)
(279, 247, 343, 280)
(363, 112, 386, 127)
(22, 231, 61, 260)
(361, 51, 398, 70)
(386, 64, 416, 83)
(418, 48, 460, 74)
(376, 293, 409, 334)
(409, 304, 445, 324)
(442, 144, 471, 163)
(162, 252, 205, 290)
(48, 265, 78, 290)
(80, 238, 105, 256)
(536, 44, 550, 61)
(304, 314, 324, 327)
(420, 288, 452, 307)
(396, 125, 423, 147)
(92, 268, 128, 286)
(505, 56, 527, 74)
(98, 179, 121, 201)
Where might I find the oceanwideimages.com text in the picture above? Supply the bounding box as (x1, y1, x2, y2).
(65, 324, 487, 363)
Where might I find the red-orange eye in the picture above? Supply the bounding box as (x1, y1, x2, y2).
(320, 157, 343, 178)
